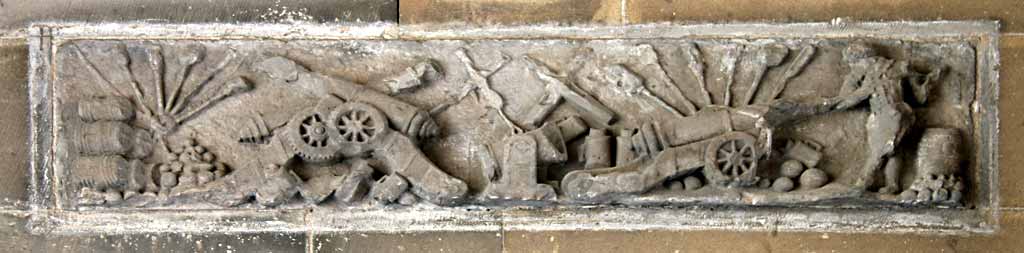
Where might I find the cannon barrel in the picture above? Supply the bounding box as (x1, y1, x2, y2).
(330, 79, 439, 139)
(654, 105, 767, 148)
(373, 131, 467, 205)
(657, 109, 733, 147)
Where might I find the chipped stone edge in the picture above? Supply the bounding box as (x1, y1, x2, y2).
(26, 21, 1000, 40)
(25, 21, 1000, 235)
(22, 206, 991, 236)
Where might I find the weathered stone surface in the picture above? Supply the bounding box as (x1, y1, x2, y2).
(0, 0, 397, 31)
(0, 211, 306, 253)
(503, 210, 1024, 253)
(369, 173, 410, 204)
(0, 40, 29, 209)
(0, 212, 32, 252)
(25, 22, 999, 235)
(4, 210, 1024, 252)
(399, 0, 623, 24)
(627, 0, 1024, 33)
(33, 232, 307, 253)
(30, 210, 1014, 252)
(0, 0, 1018, 251)
(313, 231, 501, 253)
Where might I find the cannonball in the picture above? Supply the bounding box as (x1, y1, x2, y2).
(899, 190, 917, 202)
(758, 178, 772, 188)
(170, 145, 184, 154)
(178, 153, 192, 162)
(103, 191, 123, 204)
(772, 177, 795, 192)
(932, 188, 949, 202)
(683, 176, 703, 190)
(197, 171, 214, 185)
(780, 160, 805, 178)
(178, 174, 197, 187)
(159, 172, 178, 189)
(168, 162, 184, 173)
(202, 152, 215, 162)
(398, 192, 418, 205)
(916, 188, 933, 202)
(799, 168, 829, 189)
(668, 181, 684, 191)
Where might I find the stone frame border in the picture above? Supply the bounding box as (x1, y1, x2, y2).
(27, 21, 1000, 235)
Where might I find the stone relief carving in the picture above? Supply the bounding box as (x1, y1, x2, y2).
(52, 37, 977, 210)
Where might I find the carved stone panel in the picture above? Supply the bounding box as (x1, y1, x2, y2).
(28, 22, 999, 233)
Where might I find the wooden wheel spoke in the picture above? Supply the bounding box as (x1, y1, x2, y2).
(357, 111, 370, 122)
(742, 157, 755, 165)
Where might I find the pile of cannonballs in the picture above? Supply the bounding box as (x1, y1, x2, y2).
(767, 160, 829, 192)
(898, 174, 964, 205)
(668, 175, 704, 191)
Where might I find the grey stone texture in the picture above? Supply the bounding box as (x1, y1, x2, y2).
(34, 23, 991, 218)
(0, 0, 1023, 252)
(626, 0, 1024, 33)
(0, 0, 397, 31)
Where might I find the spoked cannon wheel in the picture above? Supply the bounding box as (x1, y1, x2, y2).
(704, 131, 760, 187)
(330, 102, 387, 144)
(329, 102, 389, 156)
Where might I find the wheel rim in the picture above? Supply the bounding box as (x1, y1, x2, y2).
(300, 113, 330, 147)
(329, 102, 387, 146)
(715, 139, 756, 178)
(337, 109, 377, 143)
(704, 131, 760, 187)
(286, 107, 342, 163)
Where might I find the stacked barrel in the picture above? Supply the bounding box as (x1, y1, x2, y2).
(71, 96, 152, 204)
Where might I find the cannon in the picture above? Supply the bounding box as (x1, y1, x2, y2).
(281, 95, 467, 205)
(562, 105, 771, 202)
(241, 56, 467, 205)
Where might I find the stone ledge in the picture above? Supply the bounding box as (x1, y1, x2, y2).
(23, 207, 996, 235)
